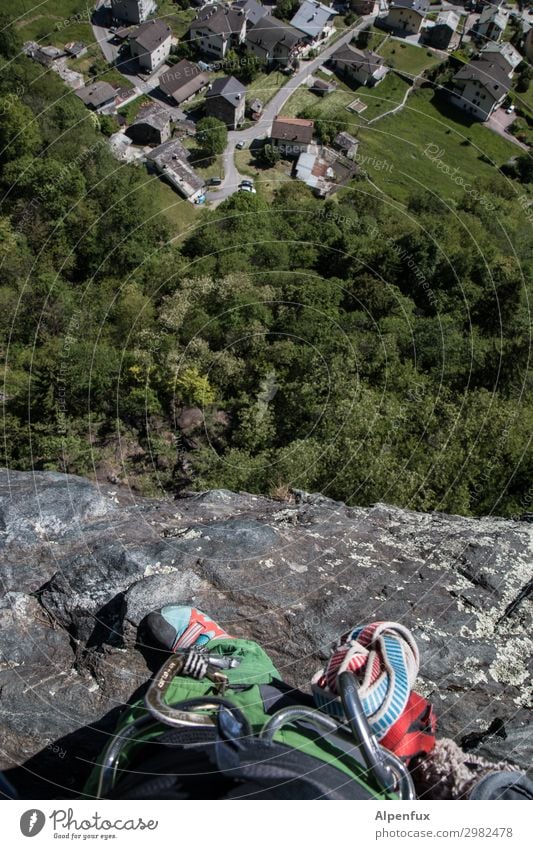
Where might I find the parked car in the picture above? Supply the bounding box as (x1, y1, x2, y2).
(239, 180, 253, 188)
(239, 185, 256, 194)
(235, 140, 246, 150)
(506, 104, 515, 114)
(194, 194, 206, 204)
(209, 177, 222, 186)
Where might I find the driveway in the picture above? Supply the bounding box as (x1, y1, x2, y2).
(207, 13, 378, 202)
(487, 108, 529, 151)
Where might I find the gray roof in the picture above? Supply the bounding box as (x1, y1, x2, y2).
(207, 75, 246, 107)
(334, 130, 358, 151)
(389, 0, 428, 13)
(453, 57, 511, 95)
(233, 0, 265, 27)
(332, 43, 385, 75)
(478, 6, 508, 28)
(159, 60, 209, 101)
(132, 103, 171, 131)
(148, 138, 205, 197)
(130, 18, 171, 52)
(290, 1, 336, 39)
(191, 4, 246, 37)
(435, 11, 459, 30)
(75, 81, 118, 108)
(246, 14, 303, 52)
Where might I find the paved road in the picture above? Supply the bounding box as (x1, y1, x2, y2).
(206, 13, 377, 202)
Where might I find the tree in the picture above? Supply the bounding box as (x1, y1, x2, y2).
(261, 143, 281, 167)
(275, 0, 299, 21)
(0, 96, 41, 161)
(196, 117, 228, 157)
(0, 13, 21, 58)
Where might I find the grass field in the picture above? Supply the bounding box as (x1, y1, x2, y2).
(356, 88, 520, 204)
(246, 71, 288, 106)
(234, 149, 292, 201)
(9, 0, 93, 47)
(140, 172, 205, 240)
(153, 2, 196, 39)
(350, 72, 411, 123)
(377, 38, 442, 78)
(282, 72, 412, 129)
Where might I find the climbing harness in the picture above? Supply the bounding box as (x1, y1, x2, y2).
(312, 621, 436, 763)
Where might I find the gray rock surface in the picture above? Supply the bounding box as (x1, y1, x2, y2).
(0, 470, 531, 797)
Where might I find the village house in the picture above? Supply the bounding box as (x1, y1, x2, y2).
(451, 55, 511, 121)
(294, 144, 357, 197)
(246, 15, 304, 67)
(481, 40, 523, 72)
(159, 60, 210, 105)
(380, 0, 428, 37)
(111, 0, 157, 25)
(205, 76, 246, 129)
(64, 41, 87, 58)
(425, 11, 459, 50)
(248, 97, 263, 119)
(188, 4, 247, 60)
(32, 45, 66, 66)
(333, 130, 359, 159)
(290, 1, 337, 46)
(271, 116, 315, 157)
(350, 0, 376, 14)
(148, 137, 205, 201)
(233, 0, 265, 28)
(129, 19, 172, 71)
(75, 81, 118, 112)
(473, 6, 508, 45)
(330, 43, 389, 87)
(310, 77, 337, 96)
(125, 103, 172, 145)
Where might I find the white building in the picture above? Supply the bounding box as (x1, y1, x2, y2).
(129, 19, 172, 71)
(111, 0, 157, 25)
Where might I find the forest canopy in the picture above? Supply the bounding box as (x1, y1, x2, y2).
(0, 13, 531, 518)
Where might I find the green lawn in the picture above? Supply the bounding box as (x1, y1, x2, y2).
(282, 72, 411, 129)
(377, 39, 442, 78)
(246, 71, 288, 106)
(9, 0, 93, 46)
(511, 82, 533, 118)
(140, 172, 204, 240)
(155, 2, 196, 39)
(355, 88, 521, 204)
(182, 138, 224, 181)
(234, 149, 292, 202)
(349, 72, 411, 123)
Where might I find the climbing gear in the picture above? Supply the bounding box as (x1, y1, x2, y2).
(260, 678, 415, 800)
(312, 621, 436, 763)
(145, 649, 242, 726)
(95, 637, 413, 801)
(145, 605, 231, 651)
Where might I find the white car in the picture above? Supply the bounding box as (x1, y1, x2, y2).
(239, 185, 256, 193)
(506, 104, 515, 115)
